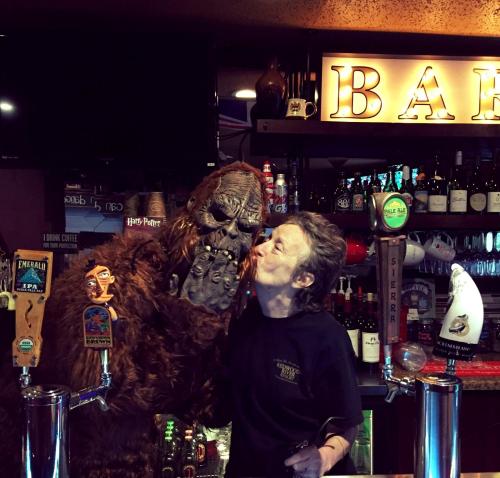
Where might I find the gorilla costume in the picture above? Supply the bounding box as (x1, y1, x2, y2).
(0, 162, 267, 477)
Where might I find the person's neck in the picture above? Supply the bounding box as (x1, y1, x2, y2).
(255, 284, 298, 318)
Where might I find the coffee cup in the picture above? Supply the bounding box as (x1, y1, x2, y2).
(285, 98, 317, 119)
(424, 232, 456, 262)
(404, 232, 426, 267)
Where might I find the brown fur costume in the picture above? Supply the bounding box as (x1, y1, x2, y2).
(0, 162, 267, 477)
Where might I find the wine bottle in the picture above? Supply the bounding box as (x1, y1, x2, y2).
(361, 293, 380, 373)
(428, 153, 447, 213)
(414, 165, 428, 213)
(486, 151, 500, 214)
(334, 172, 352, 213)
(369, 169, 382, 194)
(448, 151, 467, 214)
(400, 165, 414, 208)
(343, 292, 360, 358)
(468, 158, 487, 214)
(351, 172, 365, 212)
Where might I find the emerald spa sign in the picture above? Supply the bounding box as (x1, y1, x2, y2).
(321, 54, 500, 124)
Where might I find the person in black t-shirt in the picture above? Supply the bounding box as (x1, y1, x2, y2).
(224, 212, 363, 478)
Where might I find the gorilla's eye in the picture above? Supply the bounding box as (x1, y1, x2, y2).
(211, 208, 231, 223)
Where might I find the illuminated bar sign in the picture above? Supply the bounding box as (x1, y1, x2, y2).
(321, 54, 500, 124)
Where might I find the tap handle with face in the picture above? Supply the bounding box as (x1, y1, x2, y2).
(82, 262, 116, 349)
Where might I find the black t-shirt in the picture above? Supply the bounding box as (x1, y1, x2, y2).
(225, 299, 363, 478)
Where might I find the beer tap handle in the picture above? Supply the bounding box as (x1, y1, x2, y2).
(385, 383, 400, 403)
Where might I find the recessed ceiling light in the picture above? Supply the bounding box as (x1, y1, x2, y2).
(0, 101, 15, 113)
(233, 89, 256, 99)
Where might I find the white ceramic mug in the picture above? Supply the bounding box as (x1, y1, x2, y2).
(424, 232, 456, 262)
(404, 232, 426, 267)
(285, 98, 317, 119)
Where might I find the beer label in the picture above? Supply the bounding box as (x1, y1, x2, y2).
(469, 193, 486, 211)
(434, 336, 476, 361)
(361, 332, 379, 363)
(487, 192, 500, 212)
(14, 258, 48, 294)
(335, 194, 351, 211)
(414, 191, 428, 213)
(352, 193, 364, 211)
(449, 190, 467, 212)
(347, 329, 359, 357)
(82, 305, 113, 348)
(274, 184, 288, 214)
(428, 194, 447, 212)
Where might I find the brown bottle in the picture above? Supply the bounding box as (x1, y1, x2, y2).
(252, 57, 287, 122)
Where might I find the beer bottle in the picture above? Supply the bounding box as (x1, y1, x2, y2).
(400, 165, 415, 208)
(334, 172, 352, 213)
(361, 293, 380, 373)
(181, 429, 197, 478)
(383, 168, 397, 192)
(414, 165, 429, 213)
(351, 172, 365, 212)
(161, 419, 181, 478)
(288, 157, 300, 213)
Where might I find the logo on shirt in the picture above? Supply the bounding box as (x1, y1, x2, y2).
(274, 359, 301, 385)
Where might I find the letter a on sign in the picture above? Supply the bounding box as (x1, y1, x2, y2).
(330, 66, 382, 119)
(399, 66, 455, 120)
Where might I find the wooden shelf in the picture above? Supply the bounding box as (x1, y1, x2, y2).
(256, 119, 500, 139)
(266, 213, 500, 231)
(251, 119, 500, 158)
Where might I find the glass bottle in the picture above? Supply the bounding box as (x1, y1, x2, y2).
(400, 165, 415, 208)
(448, 151, 467, 214)
(343, 292, 360, 359)
(486, 152, 500, 214)
(383, 168, 397, 192)
(370, 169, 382, 194)
(428, 153, 447, 213)
(334, 172, 352, 213)
(468, 157, 487, 214)
(351, 171, 365, 212)
(361, 293, 380, 373)
(288, 156, 300, 213)
(414, 165, 428, 213)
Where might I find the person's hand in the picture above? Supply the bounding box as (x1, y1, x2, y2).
(284, 445, 337, 478)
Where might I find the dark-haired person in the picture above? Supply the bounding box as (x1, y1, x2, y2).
(225, 211, 363, 478)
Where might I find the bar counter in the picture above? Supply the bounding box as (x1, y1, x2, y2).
(358, 354, 500, 395)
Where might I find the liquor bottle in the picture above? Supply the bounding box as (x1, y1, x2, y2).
(400, 165, 415, 208)
(181, 429, 197, 478)
(334, 172, 352, 213)
(383, 168, 397, 192)
(161, 419, 181, 478)
(486, 152, 500, 213)
(274, 173, 288, 214)
(288, 157, 300, 213)
(361, 293, 380, 373)
(194, 423, 208, 468)
(351, 172, 365, 212)
(448, 151, 467, 214)
(414, 165, 428, 213)
(468, 158, 487, 214)
(262, 161, 274, 213)
(369, 169, 382, 194)
(343, 292, 360, 358)
(428, 154, 447, 213)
